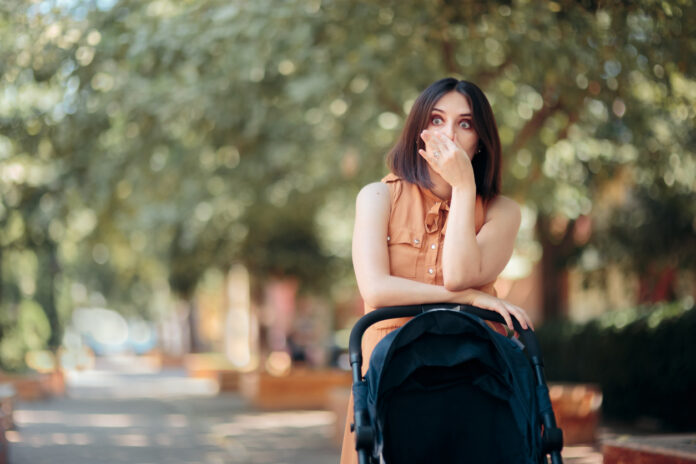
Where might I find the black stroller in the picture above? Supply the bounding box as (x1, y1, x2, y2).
(349, 303, 564, 464)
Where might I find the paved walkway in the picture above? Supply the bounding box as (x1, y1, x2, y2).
(8, 356, 337, 464)
(7, 355, 604, 463)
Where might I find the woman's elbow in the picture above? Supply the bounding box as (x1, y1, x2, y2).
(357, 282, 387, 308)
(361, 294, 390, 309)
(443, 278, 468, 292)
(443, 270, 482, 292)
(360, 291, 380, 308)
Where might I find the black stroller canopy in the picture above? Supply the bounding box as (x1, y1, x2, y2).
(360, 309, 543, 464)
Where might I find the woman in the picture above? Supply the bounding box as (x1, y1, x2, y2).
(339, 77, 533, 463)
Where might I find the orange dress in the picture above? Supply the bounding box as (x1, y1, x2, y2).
(339, 173, 499, 464)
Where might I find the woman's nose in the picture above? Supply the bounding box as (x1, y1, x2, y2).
(439, 123, 455, 139)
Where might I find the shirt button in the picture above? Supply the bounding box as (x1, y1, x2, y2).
(387, 236, 390, 241)
(428, 268, 434, 275)
(431, 244, 437, 250)
(413, 238, 420, 244)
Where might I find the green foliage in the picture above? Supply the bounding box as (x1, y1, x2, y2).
(241, 198, 332, 290)
(0, 0, 694, 364)
(0, 300, 51, 372)
(537, 301, 696, 429)
(591, 185, 696, 273)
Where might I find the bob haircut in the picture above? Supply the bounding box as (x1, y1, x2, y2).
(386, 78, 502, 202)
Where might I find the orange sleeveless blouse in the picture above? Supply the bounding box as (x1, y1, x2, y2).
(339, 174, 499, 464)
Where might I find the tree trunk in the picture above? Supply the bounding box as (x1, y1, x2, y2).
(38, 241, 61, 350)
(186, 298, 201, 353)
(539, 239, 569, 320)
(0, 245, 3, 308)
(536, 214, 577, 321)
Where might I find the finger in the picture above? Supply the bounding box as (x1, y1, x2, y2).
(425, 132, 446, 152)
(526, 312, 535, 331)
(510, 305, 530, 331)
(517, 307, 534, 330)
(475, 297, 511, 330)
(420, 133, 441, 157)
(507, 303, 533, 331)
(435, 132, 458, 152)
(511, 304, 534, 330)
(511, 306, 529, 330)
(418, 149, 437, 164)
(436, 132, 470, 158)
(435, 135, 451, 154)
(435, 132, 454, 148)
(419, 149, 442, 171)
(494, 304, 514, 332)
(503, 313, 515, 332)
(499, 301, 523, 330)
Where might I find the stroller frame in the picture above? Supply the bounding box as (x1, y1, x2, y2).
(349, 303, 564, 464)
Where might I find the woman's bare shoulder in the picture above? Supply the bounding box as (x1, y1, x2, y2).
(487, 195, 521, 222)
(356, 182, 389, 203)
(489, 194, 519, 210)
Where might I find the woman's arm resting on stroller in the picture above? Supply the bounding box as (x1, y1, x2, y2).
(352, 183, 530, 330)
(442, 189, 521, 291)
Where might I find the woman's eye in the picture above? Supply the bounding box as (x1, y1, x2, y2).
(431, 116, 444, 125)
(459, 120, 472, 129)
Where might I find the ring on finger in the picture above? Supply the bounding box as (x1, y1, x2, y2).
(433, 151, 441, 158)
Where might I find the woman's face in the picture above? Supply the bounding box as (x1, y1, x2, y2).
(425, 91, 479, 159)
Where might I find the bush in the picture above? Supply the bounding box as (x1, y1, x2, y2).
(0, 299, 52, 372)
(537, 301, 696, 430)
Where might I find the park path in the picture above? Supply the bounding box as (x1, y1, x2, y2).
(7, 356, 338, 464)
(6, 354, 603, 463)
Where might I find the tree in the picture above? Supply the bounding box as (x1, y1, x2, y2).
(1, 0, 693, 368)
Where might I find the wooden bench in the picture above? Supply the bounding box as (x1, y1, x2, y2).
(141, 349, 184, 369)
(0, 368, 66, 401)
(184, 353, 241, 392)
(0, 373, 47, 401)
(240, 368, 352, 410)
(327, 386, 351, 446)
(40, 369, 66, 397)
(0, 383, 16, 464)
(548, 383, 603, 444)
(0, 384, 16, 431)
(603, 434, 696, 463)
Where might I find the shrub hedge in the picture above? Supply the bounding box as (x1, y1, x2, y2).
(536, 301, 696, 430)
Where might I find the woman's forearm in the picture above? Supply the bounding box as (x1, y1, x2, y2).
(441, 186, 485, 290)
(359, 272, 533, 331)
(358, 272, 476, 309)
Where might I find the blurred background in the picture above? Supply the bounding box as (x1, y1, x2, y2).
(0, 0, 694, 463)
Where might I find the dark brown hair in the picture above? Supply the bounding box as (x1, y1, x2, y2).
(386, 78, 502, 202)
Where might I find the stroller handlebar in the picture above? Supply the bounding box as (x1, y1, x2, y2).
(348, 303, 542, 372)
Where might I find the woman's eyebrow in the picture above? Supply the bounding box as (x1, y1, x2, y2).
(432, 107, 473, 117)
